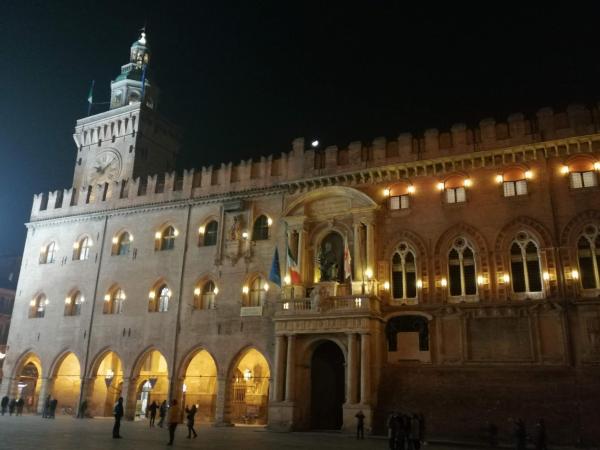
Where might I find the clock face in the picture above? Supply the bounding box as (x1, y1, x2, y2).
(88, 150, 122, 185)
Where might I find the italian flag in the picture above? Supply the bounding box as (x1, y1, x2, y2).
(287, 247, 301, 284)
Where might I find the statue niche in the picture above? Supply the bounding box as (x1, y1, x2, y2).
(317, 232, 345, 283)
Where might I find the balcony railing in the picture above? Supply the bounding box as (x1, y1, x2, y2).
(275, 295, 380, 316)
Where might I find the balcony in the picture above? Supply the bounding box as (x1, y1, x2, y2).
(275, 295, 380, 317)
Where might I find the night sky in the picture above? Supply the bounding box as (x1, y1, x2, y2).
(1, 2, 599, 256)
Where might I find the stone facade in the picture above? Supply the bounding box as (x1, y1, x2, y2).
(2, 34, 600, 445)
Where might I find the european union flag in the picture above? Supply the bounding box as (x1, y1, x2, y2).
(269, 247, 282, 287)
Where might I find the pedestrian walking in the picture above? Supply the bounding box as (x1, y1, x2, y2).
(355, 410, 365, 440)
(514, 418, 527, 450)
(185, 403, 198, 439)
(166, 399, 180, 446)
(410, 414, 421, 450)
(148, 401, 158, 427)
(49, 398, 58, 418)
(158, 400, 167, 428)
(1, 395, 8, 415)
(42, 395, 51, 418)
(112, 397, 124, 439)
(16, 398, 24, 416)
(388, 411, 404, 450)
(534, 418, 547, 450)
(8, 398, 16, 416)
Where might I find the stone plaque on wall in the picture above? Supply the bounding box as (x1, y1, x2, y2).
(467, 317, 533, 361)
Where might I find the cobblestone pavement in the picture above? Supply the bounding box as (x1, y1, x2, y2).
(0, 415, 455, 450)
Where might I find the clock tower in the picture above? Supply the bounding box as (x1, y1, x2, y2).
(72, 31, 180, 189)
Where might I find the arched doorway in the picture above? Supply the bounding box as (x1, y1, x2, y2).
(14, 353, 42, 414)
(310, 341, 345, 430)
(182, 350, 217, 423)
(134, 350, 169, 420)
(227, 348, 270, 425)
(51, 353, 81, 415)
(90, 351, 123, 417)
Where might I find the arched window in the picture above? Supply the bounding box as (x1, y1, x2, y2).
(448, 238, 477, 297)
(509, 232, 542, 294)
(29, 293, 47, 318)
(157, 226, 176, 251)
(391, 243, 417, 300)
(64, 290, 84, 316)
(149, 283, 171, 312)
(73, 236, 92, 261)
(194, 280, 218, 310)
(247, 276, 268, 306)
(577, 224, 600, 289)
(104, 288, 126, 314)
(112, 231, 132, 256)
(252, 215, 270, 241)
(40, 242, 57, 264)
(202, 220, 218, 246)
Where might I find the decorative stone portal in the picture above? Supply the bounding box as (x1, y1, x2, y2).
(386, 315, 430, 363)
(13, 353, 42, 414)
(50, 353, 81, 415)
(226, 348, 270, 425)
(310, 341, 345, 430)
(181, 349, 217, 423)
(89, 351, 123, 417)
(133, 350, 169, 420)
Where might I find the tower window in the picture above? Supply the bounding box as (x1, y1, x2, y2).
(503, 180, 528, 197)
(29, 293, 48, 319)
(391, 243, 417, 300)
(200, 220, 218, 247)
(252, 215, 270, 241)
(149, 284, 171, 313)
(570, 171, 598, 189)
(510, 233, 543, 294)
(577, 224, 600, 289)
(40, 242, 57, 264)
(448, 238, 477, 297)
(104, 288, 126, 314)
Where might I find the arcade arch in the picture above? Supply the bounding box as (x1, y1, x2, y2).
(180, 349, 218, 423)
(50, 352, 81, 415)
(12, 352, 42, 413)
(89, 351, 123, 417)
(132, 350, 169, 419)
(226, 348, 270, 425)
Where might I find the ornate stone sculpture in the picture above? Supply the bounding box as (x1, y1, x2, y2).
(317, 241, 339, 282)
(229, 215, 242, 241)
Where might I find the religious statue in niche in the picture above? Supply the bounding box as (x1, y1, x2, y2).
(317, 232, 344, 282)
(228, 215, 242, 241)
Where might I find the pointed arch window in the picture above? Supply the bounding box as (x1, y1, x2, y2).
(448, 238, 477, 297)
(509, 232, 543, 294)
(252, 215, 270, 241)
(391, 243, 417, 300)
(201, 220, 218, 247)
(29, 293, 48, 318)
(73, 236, 92, 261)
(64, 291, 84, 316)
(40, 242, 57, 264)
(246, 276, 268, 306)
(149, 284, 171, 312)
(157, 226, 176, 251)
(577, 224, 600, 289)
(112, 231, 132, 256)
(104, 288, 126, 314)
(194, 280, 218, 310)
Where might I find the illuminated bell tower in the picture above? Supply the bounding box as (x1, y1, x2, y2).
(72, 30, 179, 189)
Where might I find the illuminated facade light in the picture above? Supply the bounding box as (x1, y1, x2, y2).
(242, 231, 249, 240)
(383, 281, 390, 290)
(407, 185, 416, 194)
(416, 279, 423, 289)
(242, 286, 249, 294)
(148, 291, 156, 299)
(199, 226, 205, 234)
(495, 174, 504, 183)
(112, 237, 119, 244)
(284, 275, 291, 285)
(571, 269, 579, 280)
(213, 286, 219, 295)
(194, 287, 200, 296)
(383, 188, 391, 197)
(267, 217, 273, 226)
(174, 229, 179, 237)
(477, 275, 485, 285)
(524, 170, 533, 179)
(594, 161, 600, 171)
(560, 165, 569, 174)
(542, 271, 550, 281)
(73, 242, 79, 249)
(440, 278, 447, 287)
(502, 273, 510, 284)
(464, 178, 472, 187)
(365, 268, 373, 279)
(155, 231, 162, 239)
(104, 294, 111, 302)
(436, 182, 445, 191)
(263, 282, 269, 292)
(65, 297, 71, 304)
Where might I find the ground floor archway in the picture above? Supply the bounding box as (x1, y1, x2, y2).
(227, 348, 270, 425)
(90, 351, 123, 417)
(310, 341, 345, 430)
(50, 353, 81, 415)
(134, 350, 169, 419)
(13, 353, 42, 414)
(182, 349, 217, 423)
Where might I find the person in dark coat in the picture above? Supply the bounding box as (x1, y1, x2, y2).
(49, 398, 58, 418)
(514, 418, 527, 450)
(355, 410, 365, 440)
(158, 400, 167, 428)
(185, 404, 198, 439)
(42, 395, 51, 418)
(16, 398, 24, 416)
(112, 397, 124, 439)
(8, 398, 16, 416)
(148, 401, 158, 427)
(534, 418, 547, 450)
(410, 414, 421, 450)
(1, 395, 8, 415)
(167, 399, 180, 446)
(388, 412, 404, 450)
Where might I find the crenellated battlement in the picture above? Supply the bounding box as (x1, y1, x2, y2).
(32, 103, 600, 220)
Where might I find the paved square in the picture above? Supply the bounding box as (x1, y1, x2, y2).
(0, 415, 446, 450)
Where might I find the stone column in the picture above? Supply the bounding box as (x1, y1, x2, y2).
(36, 377, 53, 414)
(122, 377, 136, 420)
(213, 376, 228, 425)
(285, 335, 296, 402)
(346, 333, 358, 404)
(79, 376, 96, 417)
(273, 335, 286, 402)
(365, 222, 375, 277)
(360, 333, 371, 405)
(353, 223, 363, 281)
